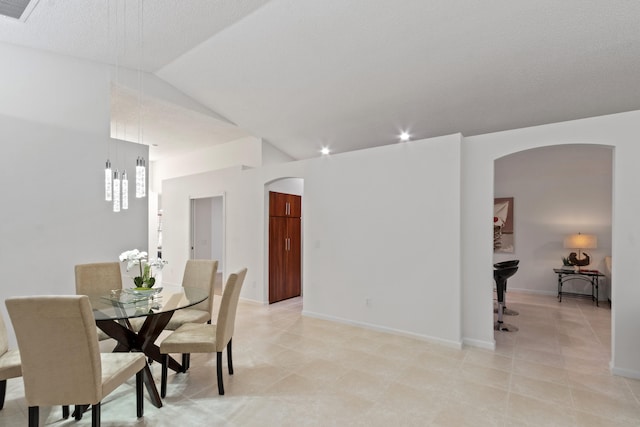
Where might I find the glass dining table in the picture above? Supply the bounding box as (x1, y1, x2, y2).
(86, 286, 208, 407)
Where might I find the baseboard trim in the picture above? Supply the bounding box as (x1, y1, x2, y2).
(462, 338, 496, 351)
(611, 365, 640, 379)
(302, 310, 463, 349)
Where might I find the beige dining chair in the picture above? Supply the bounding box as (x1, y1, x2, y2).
(75, 262, 124, 340)
(160, 268, 247, 396)
(6, 295, 150, 426)
(0, 311, 21, 411)
(164, 260, 218, 331)
(75, 262, 123, 295)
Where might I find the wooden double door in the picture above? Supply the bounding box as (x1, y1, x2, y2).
(269, 192, 301, 303)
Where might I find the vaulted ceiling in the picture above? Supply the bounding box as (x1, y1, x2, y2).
(2, 0, 640, 161)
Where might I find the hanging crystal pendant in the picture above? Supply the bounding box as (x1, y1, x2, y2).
(113, 170, 121, 212)
(121, 170, 129, 210)
(141, 157, 146, 198)
(105, 160, 112, 201)
(136, 157, 146, 198)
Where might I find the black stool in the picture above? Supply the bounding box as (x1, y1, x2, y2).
(493, 260, 520, 316)
(494, 261, 519, 332)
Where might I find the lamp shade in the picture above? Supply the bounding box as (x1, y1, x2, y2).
(564, 233, 597, 249)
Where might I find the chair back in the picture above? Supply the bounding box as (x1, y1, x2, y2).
(182, 260, 218, 314)
(215, 268, 247, 351)
(5, 295, 102, 406)
(75, 262, 123, 295)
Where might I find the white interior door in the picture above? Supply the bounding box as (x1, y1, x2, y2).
(190, 195, 225, 277)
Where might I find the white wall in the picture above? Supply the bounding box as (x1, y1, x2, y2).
(162, 135, 464, 347)
(262, 140, 295, 165)
(0, 42, 148, 344)
(302, 136, 462, 346)
(211, 196, 224, 265)
(160, 107, 640, 376)
(493, 144, 612, 298)
(152, 136, 263, 193)
(461, 110, 640, 376)
(266, 178, 304, 196)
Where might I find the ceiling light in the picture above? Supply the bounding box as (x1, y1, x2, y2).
(320, 147, 330, 155)
(399, 131, 410, 142)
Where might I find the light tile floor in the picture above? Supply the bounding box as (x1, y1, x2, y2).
(2, 292, 639, 426)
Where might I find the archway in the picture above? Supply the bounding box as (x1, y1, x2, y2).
(492, 144, 612, 358)
(264, 177, 304, 305)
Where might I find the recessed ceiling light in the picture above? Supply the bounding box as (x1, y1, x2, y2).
(399, 131, 410, 142)
(320, 147, 331, 155)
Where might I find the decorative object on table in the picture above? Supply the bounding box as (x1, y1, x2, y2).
(494, 197, 514, 253)
(563, 233, 597, 267)
(119, 249, 167, 288)
(561, 256, 577, 271)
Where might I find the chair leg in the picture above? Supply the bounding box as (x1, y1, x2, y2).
(28, 406, 39, 427)
(62, 405, 69, 419)
(74, 405, 83, 420)
(182, 353, 190, 372)
(161, 354, 168, 398)
(91, 402, 100, 427)
(227, 338, 234, 375)
(217, 351, 224, 395)
(0, 379, 6, 410)
(136, 369, 144, 418)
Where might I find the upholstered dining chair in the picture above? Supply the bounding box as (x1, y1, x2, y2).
(6, 295, 150, 426)
(75, 262, 123, 340)
(160, 268, 247, 396)
(0, 311, 21, 411)
(164, 259, 218, 331)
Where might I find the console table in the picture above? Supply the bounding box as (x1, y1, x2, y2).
(553, 268, 604, 306)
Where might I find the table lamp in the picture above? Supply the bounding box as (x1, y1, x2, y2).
(563, 233, 597, 266)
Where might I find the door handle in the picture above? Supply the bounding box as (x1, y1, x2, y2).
(286, 202, 290, 216)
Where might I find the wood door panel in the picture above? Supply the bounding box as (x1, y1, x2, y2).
(287, 195, 302, 218)
(269, 192, 302, 304)
(269, 192, 287, 217)
(284, 217, 301, 299)
(269, 217, 287, 303)
(269, 192, 301, 217)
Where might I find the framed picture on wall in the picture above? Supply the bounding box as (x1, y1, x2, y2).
(494, 197, 514, 253)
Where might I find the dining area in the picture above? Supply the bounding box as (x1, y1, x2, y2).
(0, 254, 247, 426)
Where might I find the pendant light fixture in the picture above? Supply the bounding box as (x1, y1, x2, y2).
(122, 170, 129, 209)
(136, 157, 146, 198)
(135, 0, 147, 200)
(103, 0, 146, 210)
(113, 169, 121, 212)
(105, 159, 112, 201)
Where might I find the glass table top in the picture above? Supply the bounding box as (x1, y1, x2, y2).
(87, 286, 209, 321)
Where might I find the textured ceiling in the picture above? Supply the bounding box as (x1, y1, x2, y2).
(2, 0, 640, 161)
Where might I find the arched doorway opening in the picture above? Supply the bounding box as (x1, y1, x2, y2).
(492, 144, 613, 362)
(265, 177, 304, 305)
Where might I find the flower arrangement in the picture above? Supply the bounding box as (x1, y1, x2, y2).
(119, 249, 168, 288)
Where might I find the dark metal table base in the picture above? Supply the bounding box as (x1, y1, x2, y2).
(96, 311, 183, 408)
(554, 269, 603, 307)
